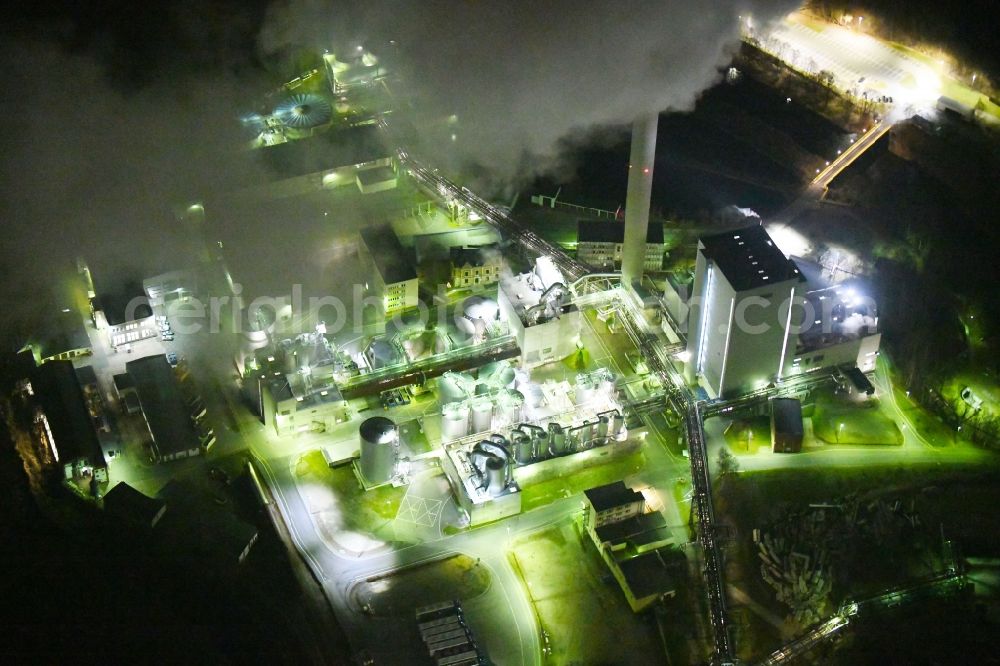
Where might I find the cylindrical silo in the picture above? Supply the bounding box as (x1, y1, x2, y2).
(575, 374, 596, 405)
(548, 423, 567, 455)
(470, 398, 493, 434)
(511, 431, 533, 465)
(441, 403, 469, 441)
(597, 415, 610, 442)
(359, 416, 397, 485)
(611, 411, 625, 438)
(484, 456, 507, 496)
(438, 372, 471, 405)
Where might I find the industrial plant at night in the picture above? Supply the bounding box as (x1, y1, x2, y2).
(2, 1, 1000, 665)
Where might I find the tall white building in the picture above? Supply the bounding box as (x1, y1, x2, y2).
(686, 225, 804, 398)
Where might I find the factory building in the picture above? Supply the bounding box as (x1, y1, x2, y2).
(356, 166, 398, 194)
(103, 482, 167, 530)
(498, 256, 581, 368)
(685, 225, 805, 398)
(142, 269, 198, 309)
(25, 305, 93, 365)
(247, 122, 394, 196)
(787, 280, 881, 377)
(126, 355, 204, 462)
(584, 481, 645, 529)
(770, 397, 804, 453)
(359, 225, 419, 317)
(442, 370, 627, 525)
(577, 220, 664, 272)
(92, 284, 157, 350)
(14, 359, 107, 488)
(449, 246, 502, 288)
(157, 481, 259, 565)
(246, 332, 352, 436)
(583, 482, 679, 613)
(679, 227, 882, 398)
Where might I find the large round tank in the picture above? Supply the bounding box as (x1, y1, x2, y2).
(484, 456, 507, 496)
(495, 390, 524, 425)
(575, 375, 596, 405)
(470, 399, 493, 434)
(441, 403, 469, 440)
(479, 361, 515, 389)
(368, 339, 399, 369)
(274, 93, 333, 129)
(438, 372, 473, 405)
(359, 416, 397, 485)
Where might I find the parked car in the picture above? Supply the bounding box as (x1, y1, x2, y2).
(166, 351, 179, 366)
(161, 333, 174, 342)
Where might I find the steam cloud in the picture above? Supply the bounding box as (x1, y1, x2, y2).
(1, 0, 796, 347)
(259, 0, 799, 176)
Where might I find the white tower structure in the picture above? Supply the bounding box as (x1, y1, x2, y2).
(685, 225, 804, 398)
(621, 114, 659, 288)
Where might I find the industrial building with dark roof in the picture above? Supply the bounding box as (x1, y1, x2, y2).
(699, 224, 802, 291)
(260, 124, 390, 179)
(103, 482, 167, 529)
(584, 481, 644, 513)
(360, 225, 417, 285)
(126, 355, 202, 462)
(28, 360, 105, 469)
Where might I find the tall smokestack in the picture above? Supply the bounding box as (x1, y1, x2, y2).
(621, 113, 658, 289)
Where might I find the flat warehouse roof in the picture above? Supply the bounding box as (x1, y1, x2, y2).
(126, 355, 201, 458)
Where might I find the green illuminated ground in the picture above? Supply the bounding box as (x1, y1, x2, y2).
(351, 554, 490, 617)
(812, 395, 903, 446)
(509, 521, 663, 665)
(518, 447, 646, 512)
(295, 451, 406, 550)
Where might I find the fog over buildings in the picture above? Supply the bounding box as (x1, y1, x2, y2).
(0, 0, 796, 347)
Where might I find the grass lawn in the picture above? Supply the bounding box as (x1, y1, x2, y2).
(518, 448, 646, 513)
(295, 450, 406, 529)
(813, 397, 902, 445)
(510, 522, 664, 665)
(354, 554, 490, 617)
(724, 416, 772, 455)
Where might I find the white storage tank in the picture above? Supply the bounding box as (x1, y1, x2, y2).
(548, 423, 568, 455)
(495, 390, 524, 426)
(575, 374, 596, 405)
(441, 403, 470, 441)
(359, 416, 397, 485)
(438, 372, 472, 405)
(610, 411, 625, 438)
(470, 398, 493, 434)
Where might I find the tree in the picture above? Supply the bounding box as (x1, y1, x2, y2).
(717, 448, 740, 476)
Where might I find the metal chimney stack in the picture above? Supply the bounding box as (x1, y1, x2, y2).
(621, 113, 659, 289)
